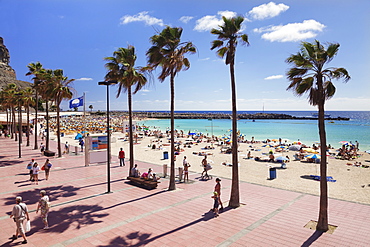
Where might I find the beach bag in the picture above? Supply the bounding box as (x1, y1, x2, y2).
(206, 163, 213, 171)
(41, 165, 45, 171)
(47, 163, 52, 168)
(25, 220, 31, 232)
(27, 165, 32, 170)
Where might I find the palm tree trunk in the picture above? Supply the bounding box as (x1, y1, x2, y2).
(316, 99, 329, 231)
(56, 98, 62, 157)
(228, 57, 240, 208)
(128, 86, 134, 175)
(12, 107, 16, 140)
(168, 73, 176, 191)
(26, 104, 30, 146)
(6, 108, 9, 137)
(34, 91, 38, 149)
(45, 98, 50, 151)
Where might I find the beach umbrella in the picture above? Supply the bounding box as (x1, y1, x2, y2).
(339, 141, 354, 146)
(292, 141, 302, 145)
(305, 154, 321, 159)
(276, 156, 289, 161)
(302, 148, 318, 153)
(262, 144, 274, 148)
(289, 145, 301, 151)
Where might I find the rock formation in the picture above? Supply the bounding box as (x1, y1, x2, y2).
(0, 37, 31, 90)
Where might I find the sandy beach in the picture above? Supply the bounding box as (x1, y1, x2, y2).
(54, 128, 370, 205)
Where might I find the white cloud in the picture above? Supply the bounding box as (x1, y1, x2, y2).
(194, 10, 237, 32)
(254, 19, 325, 42)
(179, 16, 193, 24)
(76, 77, 93, 81)
(120, 11, 164, 26)
(264, 75, 283, 80)
(248, 2, 289, 20)
(141, 89, 150, 92)
(199, 57, 210, 61)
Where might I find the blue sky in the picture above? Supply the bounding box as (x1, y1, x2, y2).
(1, 0, 369, 111)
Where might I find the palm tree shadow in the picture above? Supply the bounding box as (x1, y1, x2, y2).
(301, 230, 324, 247)
(98, 207, 232, 247)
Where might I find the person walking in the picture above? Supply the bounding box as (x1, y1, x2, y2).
(64, 141, 69, 154)
(214, 178, 224, 210)
(79, 139, 84, 152)
(43, 159, 52, 180)
(118, 148, 125, 167)
(36, 190, 50, 230)
(32, 162, 40, 185)
(211, 192, 220, 217)
(201, 155, 207, 177)
(10, 196, 30, 244)
(27, 159, 35, 181)
(183, 156, 191, 182)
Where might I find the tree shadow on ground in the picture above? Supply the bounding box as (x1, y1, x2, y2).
(0, 159, 24, 167)
(25, 204, 109, 235)
(3, 184, 80, 208)
(301, 230, 324, 246)
(300, 175, 319, 181)
(98, 208, 232, 247)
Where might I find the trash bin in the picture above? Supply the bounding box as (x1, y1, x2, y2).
(163, 151, 168, 159)
(269, 167, 276, 179)
(163, 164, 168, 178)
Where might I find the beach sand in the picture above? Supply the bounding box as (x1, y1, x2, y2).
(56, 131, 370, 205)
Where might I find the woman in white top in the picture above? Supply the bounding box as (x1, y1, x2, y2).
(32, 162, 40, 185)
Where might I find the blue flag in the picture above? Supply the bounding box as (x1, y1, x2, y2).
(69, 96, 84, 108)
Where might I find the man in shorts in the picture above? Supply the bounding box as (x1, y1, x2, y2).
(10, 196, 30, 244)
(183, 156, 191, 182)
(201, 155, 207, 177)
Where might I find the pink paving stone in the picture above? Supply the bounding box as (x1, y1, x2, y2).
(1, 135, 370, 246)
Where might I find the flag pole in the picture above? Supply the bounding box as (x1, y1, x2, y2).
(83, 92, 86, 135)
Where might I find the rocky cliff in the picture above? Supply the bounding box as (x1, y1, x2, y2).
(0, 37, 31, 90)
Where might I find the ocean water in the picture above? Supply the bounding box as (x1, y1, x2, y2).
(138, 111, 370, 151)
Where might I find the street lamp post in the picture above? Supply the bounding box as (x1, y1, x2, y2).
(98, 80, 118, 193)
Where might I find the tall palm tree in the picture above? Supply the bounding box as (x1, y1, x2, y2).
(286, 40, 350, 231)
(21, 87, 34, 147)
(147, 26, 196, 190)
(2, 83, 18, 140)
(210, 16, 249, 208)
(38, 69, 55, 151)
(26, 62, 44, 150)
(105, 46, 148, 174)
(51, 69, 74, 157)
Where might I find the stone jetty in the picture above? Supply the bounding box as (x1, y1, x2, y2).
(127, 111, 350, 121)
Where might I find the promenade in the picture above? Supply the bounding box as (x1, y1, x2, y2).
(1, 135, 370, 247)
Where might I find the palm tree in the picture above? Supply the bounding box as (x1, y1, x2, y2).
(210, 16, 249, 208)
(2, 83, 18, 140)
(147, 26, 196, 190)
(286, 40, 350, 231)
(21, 87, 35, 146)
(105, 46, 148, 174)
(26, 62, 44, 150)
(89, 105, 93, 112)
(51, 69, 74, 157)
(38, 69, 55, 152)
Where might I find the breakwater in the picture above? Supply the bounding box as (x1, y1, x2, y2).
(128, 112, 350, 120)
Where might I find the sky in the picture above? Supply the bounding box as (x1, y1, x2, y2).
(1, 0, 369, 111)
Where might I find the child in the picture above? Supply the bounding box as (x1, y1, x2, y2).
(211, 191, 219, 217)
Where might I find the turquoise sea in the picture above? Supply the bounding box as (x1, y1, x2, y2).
(138, 111, 370, 151)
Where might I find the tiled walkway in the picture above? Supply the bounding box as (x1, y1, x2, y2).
(1, 135, 370, 246)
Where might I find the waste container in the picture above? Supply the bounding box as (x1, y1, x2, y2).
(163, 164, 168, 178)
(163, 151, 168, 159)
(269, 167, 276, 179)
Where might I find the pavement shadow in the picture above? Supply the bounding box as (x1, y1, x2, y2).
(28, 204, 109, 234)
(98, 207, 232, 247)
(0, 159, 23, 167)
(3, 185, 80, 208)
(301, 230, 324, 246)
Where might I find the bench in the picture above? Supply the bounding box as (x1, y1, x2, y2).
(126, 177, 160, 189)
